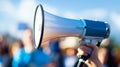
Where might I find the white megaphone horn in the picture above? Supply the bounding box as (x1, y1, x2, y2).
(33, 4, 110, 48)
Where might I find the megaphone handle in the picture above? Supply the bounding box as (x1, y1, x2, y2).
(75, 54, 91, 67)
(75, 41, 101, 67)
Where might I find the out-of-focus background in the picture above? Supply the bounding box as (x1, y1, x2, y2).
(0, 0, 120, 67)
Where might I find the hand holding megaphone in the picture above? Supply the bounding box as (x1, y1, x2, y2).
(76, 41, 102, 67)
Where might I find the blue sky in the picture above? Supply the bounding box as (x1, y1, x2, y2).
(39, 0, 120, 12)
(0, 0, 120, 43)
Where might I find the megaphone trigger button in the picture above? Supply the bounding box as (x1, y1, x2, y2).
(85, 39, 91, 45)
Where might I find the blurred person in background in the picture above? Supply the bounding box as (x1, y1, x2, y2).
(59, 47, 77, 67)
(0, 35, 10, 67)
(47, 39, 60, 67)
(39, 37, 79, 67)
(14, 28, 52, 67)
(9, 41, 23, 67)
(9, 28, 34, 67)
(21, 28, 34, 53)
(59, 37, 80, 67)
(39, 39, 60, 67)
(18, 28, 34, 67)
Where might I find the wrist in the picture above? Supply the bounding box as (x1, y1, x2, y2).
(92, 58, 102, 67)
(85, 58, 102, 67)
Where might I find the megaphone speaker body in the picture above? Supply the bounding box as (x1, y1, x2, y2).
(34, 4, 110, 48)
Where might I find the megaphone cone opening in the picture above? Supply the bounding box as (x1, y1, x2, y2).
(34, 4, 44, 48)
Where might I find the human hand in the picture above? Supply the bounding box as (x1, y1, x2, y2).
(77, 41, 102, 67)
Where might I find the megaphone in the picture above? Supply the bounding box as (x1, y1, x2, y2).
(33, 4, 110, 49)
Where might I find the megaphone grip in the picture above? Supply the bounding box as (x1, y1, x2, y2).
(74, 54, 91, 67)
(75, 41, 101, 67)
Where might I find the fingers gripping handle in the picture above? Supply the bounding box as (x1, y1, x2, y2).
(75, 40, 101, 67)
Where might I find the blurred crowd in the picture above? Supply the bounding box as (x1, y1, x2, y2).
(0, 28, 120, 67)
